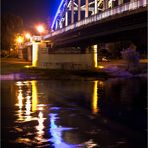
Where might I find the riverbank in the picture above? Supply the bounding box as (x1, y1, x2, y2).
(1, 58, 147, 81)
(1, 58, 108, 81)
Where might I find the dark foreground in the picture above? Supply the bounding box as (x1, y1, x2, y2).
(1, 79, 147, 148)
(1, 58, 147, 148)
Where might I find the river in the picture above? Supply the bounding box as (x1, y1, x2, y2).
(1, 77, 147, 147)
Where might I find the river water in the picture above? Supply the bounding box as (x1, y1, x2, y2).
(1, 77, 147, 147)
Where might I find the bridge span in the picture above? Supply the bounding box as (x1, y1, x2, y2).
(43, 0, 147, 48)
(29, 0, 147, 70)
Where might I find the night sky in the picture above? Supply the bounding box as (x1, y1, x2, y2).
(2, 0, 61, 28)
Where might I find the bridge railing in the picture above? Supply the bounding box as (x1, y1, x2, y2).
(44, 0, 147, 39)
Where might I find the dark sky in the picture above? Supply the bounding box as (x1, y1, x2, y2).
(2, 0, 61, 28)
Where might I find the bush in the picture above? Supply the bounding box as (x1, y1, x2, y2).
(121, 48, 140, 73)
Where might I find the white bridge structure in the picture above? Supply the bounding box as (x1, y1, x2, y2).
(44, 0, 147, 38)
(51, 0, 146, 30)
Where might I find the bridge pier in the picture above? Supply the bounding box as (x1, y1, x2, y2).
(32, 41, 99, 70)
(27, 46, 32, 61)
(32, 42, 40, 67)
(18, 48, 23, 59)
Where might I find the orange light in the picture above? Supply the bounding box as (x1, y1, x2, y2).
(98, 65, 104, 69)
(32, 81, 38, 112)
(92, 81, 99, 114)
(25, 33, 31, 39)
(16, 36, 24, 44)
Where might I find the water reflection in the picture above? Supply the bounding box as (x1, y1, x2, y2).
(36, 111, 45, 142)
(92, 81, 98, 114)
(49, 113, 77, 148)
(25, 95, 31, 121)
(15, 81, 48, 145)
(16, 81, 34, 122)
(1, 78, 146, 147)
(92, 80, 105, 114)
(16, 82, 24, 121)
(32, 81, 38, 112)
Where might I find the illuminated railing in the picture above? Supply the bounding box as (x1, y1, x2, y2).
(44, 0, 147, 39)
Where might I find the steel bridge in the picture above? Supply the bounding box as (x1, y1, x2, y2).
(43, 0, 147, 42)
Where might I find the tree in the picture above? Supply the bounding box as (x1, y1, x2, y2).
(1, 13, 24, 52)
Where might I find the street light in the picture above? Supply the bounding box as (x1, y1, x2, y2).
(36, 25, 45, 35)
(16, 36, 24, 44)
(25, 33, 31, 40)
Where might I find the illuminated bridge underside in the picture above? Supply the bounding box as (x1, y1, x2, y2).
(44, 0, 147, 47)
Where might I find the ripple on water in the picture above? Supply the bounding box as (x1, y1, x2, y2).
(15, 138, 32, 146)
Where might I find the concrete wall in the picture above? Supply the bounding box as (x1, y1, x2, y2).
(33, 42, 97, 70)
(27, 46, 32, 61)
(18, 46, 32, 61)
(18, 48, 23, 59)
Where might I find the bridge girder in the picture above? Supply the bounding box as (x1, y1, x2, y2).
(51, 0, 119, 31)
(47, 4, 147, 48)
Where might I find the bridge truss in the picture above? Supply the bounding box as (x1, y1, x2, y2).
(51, 0, 131, 31)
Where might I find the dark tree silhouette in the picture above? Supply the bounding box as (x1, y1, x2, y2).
(1, 13, 24, 51)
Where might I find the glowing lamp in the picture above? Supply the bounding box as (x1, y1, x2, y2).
(36, 25, 45, 34)
(16, 36, 24, 44)
(25, 33, 31, 39)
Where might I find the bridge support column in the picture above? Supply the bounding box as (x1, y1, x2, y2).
(85, 0, 89, 17)
(55, 21, 58, 30)
(59, 20, 63, 28)
(78, 0, 81, 21)
(32, 42, 39, 67)
(65, 11, 68, 26)
(103, 0, 108, 10)
(18, 48, 23, 59)
(27, 46, 32, 61)
(95, 0, 98, 14)
(118, 0, 123, 5)
(92, 45, 98, 68)
(71, 0, 74, 24)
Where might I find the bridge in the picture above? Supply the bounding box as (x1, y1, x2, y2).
(29, 0, 147, 69)
(43, 0, 147, 47)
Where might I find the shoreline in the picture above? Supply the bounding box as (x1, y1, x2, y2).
(1, 58, 147, 81)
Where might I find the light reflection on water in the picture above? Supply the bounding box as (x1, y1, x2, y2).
(49, 113, 78, 148)
(15, 80, 93, 147)
(32, 81, 38, 112)
(15, 81, 49, 145)
(16, 82, 23, 121)
(1, 78, 147, 147)
(35, 111, 45, 142)
(92, 81, 99, 114)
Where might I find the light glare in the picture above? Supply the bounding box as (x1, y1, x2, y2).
(36, 25, 45, 33)
(16, 36, 24, 44)
(25, 33, 31, 39)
